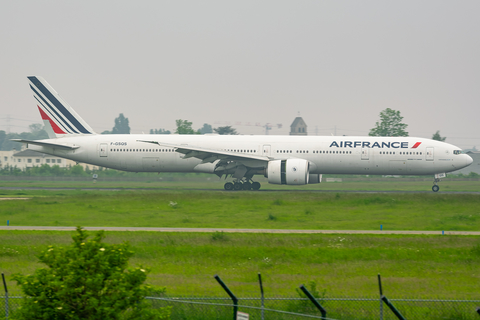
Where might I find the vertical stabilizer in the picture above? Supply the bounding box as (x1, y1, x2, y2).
(27, 76, 96, 138)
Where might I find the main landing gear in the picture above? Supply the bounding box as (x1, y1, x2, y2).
(224, 180, 261, 191)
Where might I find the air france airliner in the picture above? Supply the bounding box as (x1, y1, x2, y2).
(13, 76, 473, 192)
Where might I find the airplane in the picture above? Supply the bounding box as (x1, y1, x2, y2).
(12, 76, 473, 192)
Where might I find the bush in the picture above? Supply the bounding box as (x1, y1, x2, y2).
(12, 227, 170, 320)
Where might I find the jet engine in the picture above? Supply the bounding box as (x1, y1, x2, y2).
(266, 159, 310, 185)
(308, 173, 322, 184)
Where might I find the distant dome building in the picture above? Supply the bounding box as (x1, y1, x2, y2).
(290, 116, 307, 135)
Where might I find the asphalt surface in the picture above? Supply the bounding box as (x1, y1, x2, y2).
(0, 226, 479, 235)
(0, 186, 479, 194)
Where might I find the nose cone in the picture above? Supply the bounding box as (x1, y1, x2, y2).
(466, 154, 473, 167)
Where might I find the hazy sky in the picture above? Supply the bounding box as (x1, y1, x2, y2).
(1, 1, 479, 149)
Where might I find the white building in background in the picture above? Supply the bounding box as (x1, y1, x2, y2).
(0, 149, 99, 171)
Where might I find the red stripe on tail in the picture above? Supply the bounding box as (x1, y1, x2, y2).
(37, 106, 66, 134)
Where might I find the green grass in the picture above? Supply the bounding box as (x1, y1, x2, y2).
(0, 190, 479, 231)
(0, 181, 479, 303)
(1, 230, 480, 300)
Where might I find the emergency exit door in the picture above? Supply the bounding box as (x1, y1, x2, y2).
(426, 147, 434, 161)
(99, 143, 108, 157)
(361, 148, 369, 160)
(262, 145, 271, 157)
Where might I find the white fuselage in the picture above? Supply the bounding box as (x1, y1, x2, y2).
(26, 134, 473, 176)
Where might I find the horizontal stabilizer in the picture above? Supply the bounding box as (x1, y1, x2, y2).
(11, 139, 80, 150)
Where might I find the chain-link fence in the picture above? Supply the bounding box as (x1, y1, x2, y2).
(4, 295, 480, 320)
(146, 296, 480, 320)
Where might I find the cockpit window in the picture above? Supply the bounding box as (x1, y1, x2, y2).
(453, 150, 463, 155)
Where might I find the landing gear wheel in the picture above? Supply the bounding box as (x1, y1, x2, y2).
(224, 182, 234, 191)
(243, 181, 252, 190)
(233, 182, 243, 191)
(251, 181, 261, 191)
(432, 177, 441, 193)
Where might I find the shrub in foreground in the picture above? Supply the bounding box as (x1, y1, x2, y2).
(12, 227, 170, 320)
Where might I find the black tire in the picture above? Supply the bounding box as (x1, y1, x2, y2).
(233, 182, 243, 191)
(251, 181, 261, 191)
(243, 182, 252, 190)
(432, 185, 440, 192)
(224, 182, 234, 191)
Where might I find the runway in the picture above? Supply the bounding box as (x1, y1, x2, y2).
(1, 226, 479, 235)
(0, 186, 479, 194)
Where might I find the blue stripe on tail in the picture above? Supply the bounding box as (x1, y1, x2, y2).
(28, 76, 92, 134)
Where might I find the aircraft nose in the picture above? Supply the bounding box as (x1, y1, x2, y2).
(466, 154, 473, 166)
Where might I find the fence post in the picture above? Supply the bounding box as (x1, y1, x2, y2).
(2, 273, 8, 320)
(299, 284, 327, 320)
(378, 274, 407, 320)
(258, 273, 264, 320)
(381, 296, 407, 320)
(214, 275, 238, 320)
(378, 274, 383, 320)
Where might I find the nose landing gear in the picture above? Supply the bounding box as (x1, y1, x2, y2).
(432, 173, 446, 192)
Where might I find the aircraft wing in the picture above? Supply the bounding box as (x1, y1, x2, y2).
(11, 139, 80, 150)
(137, 139, 270, 164)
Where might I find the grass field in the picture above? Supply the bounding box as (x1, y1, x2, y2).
(0, 180, 479, 301)
(1, 230, 480, 299)
(0, 189, 479, 231)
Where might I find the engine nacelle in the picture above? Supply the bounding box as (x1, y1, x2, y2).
(308, 174, 322, 184)
(267, 159, 309, 185)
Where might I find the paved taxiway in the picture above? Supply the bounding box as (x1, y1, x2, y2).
(0, 226, 479, 235)
(0, 186, 479, 194)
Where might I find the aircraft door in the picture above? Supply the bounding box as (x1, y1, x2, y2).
(426, 147, 434, 161)
(361, 148, 369, 160)
(262, 145, 271, 157)
(99, 143, 108, 157)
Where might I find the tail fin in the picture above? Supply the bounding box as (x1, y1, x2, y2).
(27, 76, 96, 138)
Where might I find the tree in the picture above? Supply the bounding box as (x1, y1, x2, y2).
(111, 113, 130, 134)
(175, 119, 197, 134)
(432, 130, 446, 142)
(150, 128, 171, 134)
(198, 123, 213, 134)
(369, 108, 408, 137)
(70, 164, 85, 176)
(13, 227, 170, 320)
(0, 124, 48, 150)
(0, 130, 6, 150)
(29, 123, 44, 134)
(214, 126, 238, 135)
